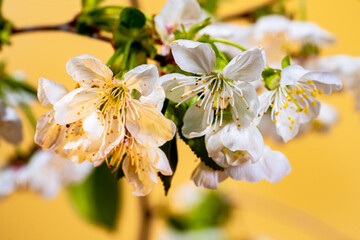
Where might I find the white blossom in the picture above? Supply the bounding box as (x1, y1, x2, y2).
(161, 40, 265, 137)
(0, 151, 93, 199)
(259, 65, 341, 142)
(155, 0, 203, 46)
(35, 55, 176, 196)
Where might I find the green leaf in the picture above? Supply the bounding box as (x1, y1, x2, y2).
(159, 136, 178, 195)
(167, 191, 231, 231)
(120, 7, 145, 29)
(0, 0, 13, 50)
(281, 55, 291, 69)
(89, 6, 124, 32)
(199, 0, 222, 16)
(67, 164, 120, 230)
(82, 0, 104, 13)
(262, 67, 281, 91)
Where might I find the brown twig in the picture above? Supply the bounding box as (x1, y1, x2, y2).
(129, 0, 140, 9)
(11, 22, 112, 43)
(138, 196, 152, 240)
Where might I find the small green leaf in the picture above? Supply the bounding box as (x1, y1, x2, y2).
(120, 7, 145, 29)
(167, 191, 231, 231)
(0, 0, 13, 50)
(82, 0, 104, 13)
(159, 136, 178, 195)
(186, 17, 212, 40)
(281, 55, 291, 69)
(67, 164, 120, 230)
(199, 0, 222, 16)
(262, 67, 281, 91)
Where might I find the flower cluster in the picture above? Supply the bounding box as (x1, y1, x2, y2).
(35, 55, 175, 196)
(0, 0, 345, 199)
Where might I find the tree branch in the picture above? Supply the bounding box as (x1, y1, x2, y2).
(138, 196, 152, 240)
(11, 23, 112, 43)
(129, 0, 140, 9)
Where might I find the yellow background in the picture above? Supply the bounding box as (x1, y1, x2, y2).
(0, 0, 360, 239)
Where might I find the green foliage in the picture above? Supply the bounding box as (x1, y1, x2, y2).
(67, 164, 120, 230)
(82, 0, 104, 13)
(281, 55, 291, 69)
(0, 62, 37, 100)
(262, 67, 281, 91)
(159, 135, 178, 195)
(165, 101, 224, 171)
(198, 0, 222, 16)
(111, 7, 156, 75)
(173, 18, 212, 41)
(167, 191, 231, 231)
(120, 7, 145, 29)
(0, 0, 12, 50)
(76, 6, 123, 35)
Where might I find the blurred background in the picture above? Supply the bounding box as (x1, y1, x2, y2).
(0, 0, 360, 239)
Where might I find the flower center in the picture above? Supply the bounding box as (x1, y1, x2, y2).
(171, 74, 251, 132)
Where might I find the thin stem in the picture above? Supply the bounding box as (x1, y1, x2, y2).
(210, 38, 247, 51)
(138, 196, 152, 240)
(11, 23, 112, 43)
(20, 103, 37, 130)
(299, 0, 307, 21)
(128, 51, 137, 70)
(121, 38, 134, 71)
(129, 0, 140, 8)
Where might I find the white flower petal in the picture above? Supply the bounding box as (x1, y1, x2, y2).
(182, 103, 211, 138)
(223, 47, 266, 82)
(124, 64, 159, 96)
(0, 168, 17, 199)
(226, 145, 291, 183)
(231, 82, 259, 127)
(170, 40, 215, 75)
(38, 78, 68, 106)
(54, 88, 100, 125)
(275, 113, 301, 142)
(252, 15, 290, 41)
(126, 100, 176, 148)
(154, 0, 202, 44)
(302, 72, 342, 94)
(260, 146, 291, 183)
(99, 109, 125, 158)
(83, 112, 104, 138)
(205, 128, 226, 167)
(140, 85, 166, 111)
(66, 54, 113, 87)
(191, 162, 227, 189)
(287, 21, 335, 46)
(152, 148, 172, 176)
(222, 124, 264, 162)
(122, 155, 157, 196)
(280, 65, 310, 87)
(161, 73, 197, 103)
(226, 162, 266, 182)
(35, 110, 62, 151)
